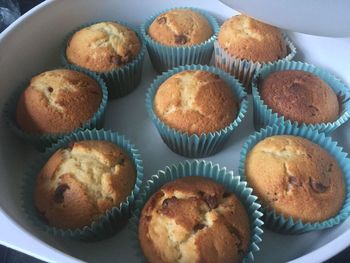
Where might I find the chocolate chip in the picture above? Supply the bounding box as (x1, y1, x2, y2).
(48, 87, 53, 93)
(175, 34, 188, 45)
(162, 196, 178, 208)
(157, 16, 167, 24)
(226, 225, 242, 247)
(223, 192, 231, 198)
(116, 157, 125, 166)
(193, 223, 206, 233)
(288, 176, 301, 186)
(112, 55, 123, 66)
(197, 191, 204, 197)
(328, 163, 334, 172)
(204, 195, 218, 209)
(309, 178, 329, 193)
(54, 184, 70, 203)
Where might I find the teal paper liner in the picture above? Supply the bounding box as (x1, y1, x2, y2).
(145, 64, 248, 158)
(129, 160, 264, 263)
(61, 20, 146, 99)
(21, 129, 144, 240)
(252, 60, 350, 133)
(141, 7, 220, 73)
(2, 68, 108, 151)
(214, 33, 296, 93)
(239, 122, 350, 234)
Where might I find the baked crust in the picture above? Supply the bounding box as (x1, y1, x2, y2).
(148, 9, 213, 46)
(245, 135, 345, 222)
(34, 140, 136, 229)
(16, 69, 102, 134)
(218, 15, 287, 62)
(66, 22, 141, 72)
(138, 176, 250, 263)
(153, 70, 238, 135)
(260, 70, 339, 124)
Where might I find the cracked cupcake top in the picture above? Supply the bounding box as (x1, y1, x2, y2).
(245, 135, 345, 222)
(139, 176, 250, 263)
(148, 9, 213, 46)
(16, 69, 102, 134)
(153, 70, 238, 135)
(66, 22, 141, 72)
(260, 70, 340, 124)
(34, 140, 136, 229)
(218, 15, 287, 62)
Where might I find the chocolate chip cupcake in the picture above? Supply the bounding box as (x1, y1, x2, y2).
(16, 69, 103, 135)
(245, 135, 345, 223)
(141, 8, 219, 72)
(34, 140, 136, 229)
(215, 14, 296, 92)
(259, 70, 340, 124)
(139, 176, 251, 263)
(63, 21, 145, 98)
(252, 61, 350, 133)
(153, 70, 238, 135)
(148, 9, 213, 47)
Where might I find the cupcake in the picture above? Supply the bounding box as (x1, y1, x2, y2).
(34, 140, 136, 229)
(22, 129, 144, 239)
(239, 122, 350, 233)
(139, 176, 251, 263)
(63, 21, 145, 98)
(154, 70, 238, 135)
(146, 65, 248, 158)
(215, 14, 296, 92)
(260, 70, 339, 124)
(252, 61, 350, 133)
(8, 69, 107, 149)
(141, 8, 219, 72)
(245, 135, 345, 223)
(16, 69, 103, 134)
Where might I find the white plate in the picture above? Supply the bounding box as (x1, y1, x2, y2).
(0, 0, 350, 262)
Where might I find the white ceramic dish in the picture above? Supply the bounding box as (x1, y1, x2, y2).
(219, 0, 350, 37)
(0, 0, 350, 262)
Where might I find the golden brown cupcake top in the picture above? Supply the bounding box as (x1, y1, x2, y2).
(153, 70, 238, 135)
(139, 176, 250, 263)
(148, 9, 213, 46)
(260, 70, 339, 124)
(245, 135, 345, 222)
(218, 15, 287, 62)
(66, 22, 141, 72)
(16, 69, 102, 134)
(34, 140, 136, 229)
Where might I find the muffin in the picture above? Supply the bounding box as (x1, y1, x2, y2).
(153, 70, 238, 135)
(245, 135, 345, 222)
(148, 9, 213, 46)
(214, 15, 295, 92)
(139, 176, 251, 263)
(142, 8, 219, 73)
(218, 15, 287, 63)
(66, 22, 141, 73)
(16, 69, 102, 134)
(34, 140, 136, 229)
(259, 70, 340, 124)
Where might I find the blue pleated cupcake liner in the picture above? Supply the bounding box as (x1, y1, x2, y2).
(61, 20, 146, 99)
(146, 64, 248, 158)
(129, 160, 264, 263)
(239, 122, 350, 234)
(141, 7, 219, 73)
(2, 68, 108, 151)
(214, 33, 296, 93)
(251, 60, 350, 133)
(21, 129, 144, 240)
